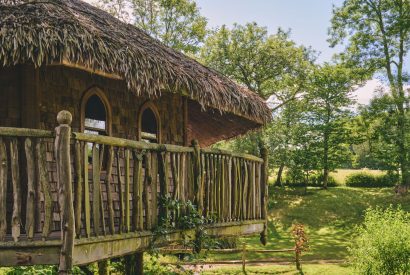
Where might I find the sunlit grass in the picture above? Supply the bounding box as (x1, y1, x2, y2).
(269, 168, 387, 185)
(330, 169, 386, 185)
(206, 186, 410, 262)
(200, 263, 352, 274)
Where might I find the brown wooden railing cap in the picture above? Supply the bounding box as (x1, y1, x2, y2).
(57, 110, 72, 126)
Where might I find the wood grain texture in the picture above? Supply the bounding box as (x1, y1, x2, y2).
(24, 138, 35, 240)
(92, 144, 101, 236)
(54, 114, 75, 273)
(0, 138, 7, 241)
(10, 139, 21, 242)
(74, 141, 83, 238)
(36, 140, 52, 240)
(105, 146, 115, 235)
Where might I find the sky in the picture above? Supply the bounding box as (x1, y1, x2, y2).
(85, 0, 409, 106)
(195, 0, 379, 106)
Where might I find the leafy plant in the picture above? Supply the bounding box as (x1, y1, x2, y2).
(349, 206, 410, 274)
(345, 172, 397, 188)
(284, 170, 338, 187)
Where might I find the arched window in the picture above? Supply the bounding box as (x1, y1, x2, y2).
(81, 87, 111, 136)
(139, 102, 160, 143)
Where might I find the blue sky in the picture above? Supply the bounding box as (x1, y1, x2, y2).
(195, 0, 394, 105)
(196, 0, 344, 64)
(86, 0, 409, 105)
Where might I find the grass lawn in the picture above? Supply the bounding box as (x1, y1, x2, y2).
(205, 186, 410, 262)
(269, 168, 386, 186)
(200, 263, 352, 275)
(329, 169, 386, 184)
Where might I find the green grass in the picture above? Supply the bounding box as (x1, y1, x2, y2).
(200, 263, 352, 275)
(269, 169, 387, 185)
(330, 169, 385, 185)
(207, 186, 410, 262)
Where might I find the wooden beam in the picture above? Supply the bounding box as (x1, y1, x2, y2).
(49, 59, 123, 80)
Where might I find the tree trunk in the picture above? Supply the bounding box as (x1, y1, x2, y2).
(323, 132, 329, 190)
(275, 164, 284, 187)
(124, 252, 143, 275)
(397, 106, 409, 186)
(98, 261, 108, 275)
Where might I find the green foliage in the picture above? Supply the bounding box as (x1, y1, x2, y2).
(349, 206, 410, 274)
(143, 255, 193, 275)
(94, 0, 208, 54)
(284, 170, 338, 187)
(329, 0, 410, 185)
(4, 265, 85, 275)
(345, 172, 398, 188)
(200, 23, 314, 99)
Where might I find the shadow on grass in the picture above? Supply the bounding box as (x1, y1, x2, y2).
(211, 186, 410, 262)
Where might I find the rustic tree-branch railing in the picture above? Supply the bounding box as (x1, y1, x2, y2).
(0, 111, 267, 272)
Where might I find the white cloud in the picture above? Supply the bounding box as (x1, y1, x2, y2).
(352, 79, 385, 106)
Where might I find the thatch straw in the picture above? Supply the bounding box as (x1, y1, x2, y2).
(0, 0, 271, 124)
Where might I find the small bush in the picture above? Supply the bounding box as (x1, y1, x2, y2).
(345, 172, 397, 187)
(349, 206, 410, 274)
(284, 170, 338, 187)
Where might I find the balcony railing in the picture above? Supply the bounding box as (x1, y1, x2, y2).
(0, 111, 268, 271)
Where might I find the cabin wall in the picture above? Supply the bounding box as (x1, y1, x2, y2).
(0, 65, 186, 145)
(38, 66, 185, 145)
(0, 67, 21, 127)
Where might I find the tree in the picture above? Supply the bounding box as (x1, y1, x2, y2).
(352, 93, 403, 171)
(200, 23, 313, 100)
(200, 23, 315, 166)
(305, 64, 358, 189)
(91, 0, 208, 54)
(329, 0, 410, 185)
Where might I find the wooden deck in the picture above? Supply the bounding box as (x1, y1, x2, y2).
(0, 220, 264, 266)
(0, 111, 268, 272)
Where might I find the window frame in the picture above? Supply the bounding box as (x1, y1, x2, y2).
(80, 86, 112, 136)
(138, 101, 161, 144)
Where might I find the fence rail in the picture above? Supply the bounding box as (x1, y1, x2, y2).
(0, 110, 268, 273)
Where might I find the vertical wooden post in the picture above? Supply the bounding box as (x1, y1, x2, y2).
(124, 252, 143, 275)
(92, 144, 101, 236)
(242, 242, 247, 274)
(132, 151, 143, 231)
(191, 140, 202, 212)
(105, 146, 115, 235)
(24, 138, 35, 240)
(125, 149, 130, 232)
(143, 153, 152, 230)
(158, 149, 169, 225)
(55, 110, 75, 274)
(260, 147, 268, 246)
(74, 141, 83, 238)
(83, 142, 91, 238)
(37, 141, 52, 240)
(10, 139, 21, 242)
(0, 138, 7, 241)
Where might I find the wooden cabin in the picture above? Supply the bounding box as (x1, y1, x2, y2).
(0, 0, 271, 273)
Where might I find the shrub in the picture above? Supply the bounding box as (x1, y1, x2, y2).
(349, 206, 410, 274)
(284, 170, 338, 187)
(345, 172, 397, 187)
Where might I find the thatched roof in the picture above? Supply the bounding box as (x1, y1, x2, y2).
(0, 0, 271, 125)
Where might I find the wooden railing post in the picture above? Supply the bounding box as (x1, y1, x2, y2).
(158, 146, 169, 225)
(55, 110, 75, 274)
(260, 146, 268, 245)
(191, 140, 203, 213)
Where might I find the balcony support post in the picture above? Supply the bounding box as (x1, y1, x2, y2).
(55, 110, 75, 274)
(260, 146, 268, 245)
(192, 139, 203, 213)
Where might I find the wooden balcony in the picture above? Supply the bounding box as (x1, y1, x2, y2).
(0, 111, 268, 272)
